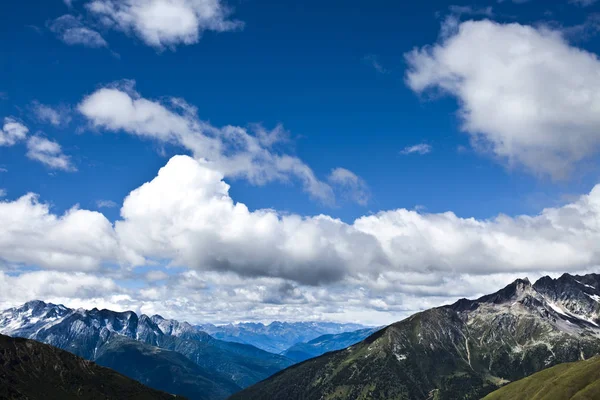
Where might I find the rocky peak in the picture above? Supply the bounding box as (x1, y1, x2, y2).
(22, 300, 46, 310)
(476, 278, 533, 305)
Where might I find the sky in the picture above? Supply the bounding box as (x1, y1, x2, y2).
(1, 0, 600, 325)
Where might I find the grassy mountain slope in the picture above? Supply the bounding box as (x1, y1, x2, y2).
(483, 356, 600, 400)
(0, 334, 185, 400)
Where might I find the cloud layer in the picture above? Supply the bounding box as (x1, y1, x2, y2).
(2, 154, 600, 323)
(406, 20, 600, 178)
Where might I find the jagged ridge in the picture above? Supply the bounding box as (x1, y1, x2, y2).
(0, 301, 293, 398)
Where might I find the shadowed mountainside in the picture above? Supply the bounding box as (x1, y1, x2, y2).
(0, 333, 186, 400)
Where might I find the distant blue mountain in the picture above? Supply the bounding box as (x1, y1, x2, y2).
(282, 327, 381, 362)
(196, 321, 369, 354)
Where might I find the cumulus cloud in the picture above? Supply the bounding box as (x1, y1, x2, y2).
(400, 143, 432, 155)
(49, 15, 108, 48)
(4, 155, 600, 323)
(6, 154, 600, 284)
(77, 83, 335, 204)
(0, 271, 120, 311)
(0, 118, 28, 147)
(85, 0, 243, 50)
(0, 193, 139, 271)
(328, 168, 370, 206)
(114, 156, 357, 285)
(26, 136, 76, 171)
(405, 20, 600, 179)
(114, 156, 600, 283)
(0, 189, 6, 198)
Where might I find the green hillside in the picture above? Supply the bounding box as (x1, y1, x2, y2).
(483, 356, 600, 400)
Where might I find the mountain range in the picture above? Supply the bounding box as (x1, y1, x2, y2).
(232, 273, 600, 400)
(0, 301, 375, 399)
(0, 333, 186, 400)
(198, 321, 368, 354)
(0, 301, 292, 399)
(5, 272, 600, 399)
(282, 327, 379, 363)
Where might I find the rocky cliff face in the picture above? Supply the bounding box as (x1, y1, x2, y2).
(231, 273, 600, 400)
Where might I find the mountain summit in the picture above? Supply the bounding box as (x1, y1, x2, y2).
(231, 273, 600, 400)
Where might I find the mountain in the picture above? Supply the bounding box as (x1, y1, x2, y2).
(231, 273, 600, 400)
(95, 335, 241, 400)
(198, 321, 368, 354)
(283, 327, 380, 362)
(0, 333, 185, 400)
(483, 356, 600, 400)
(0, 301, 293, 397)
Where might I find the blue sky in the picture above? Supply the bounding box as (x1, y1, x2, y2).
(1, 0, 600, 325)
(3, 0, 597, 221)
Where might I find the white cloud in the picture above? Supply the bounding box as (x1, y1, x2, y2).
(328, 168, 370, 206)
(96, 199, 118, 208)
(49, 15, 108, 48)
(4, 155, 600, 323)
(85, 0, 243, 50)
(400, 143, 432, 155)
(0, 189, 6, 198)
(114, 156, 600, 284)
(0, 118, 28, 147)
(0, 271, 119, 311)
(0, 193, 138, 271)
(77, 83, 335, 204)
(405, 20, 600, 179)
(26, 136, 76, 171)
(8, 154, 600, 285)
(32, 102, 71, 127)
(114, 156, 350, 285)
